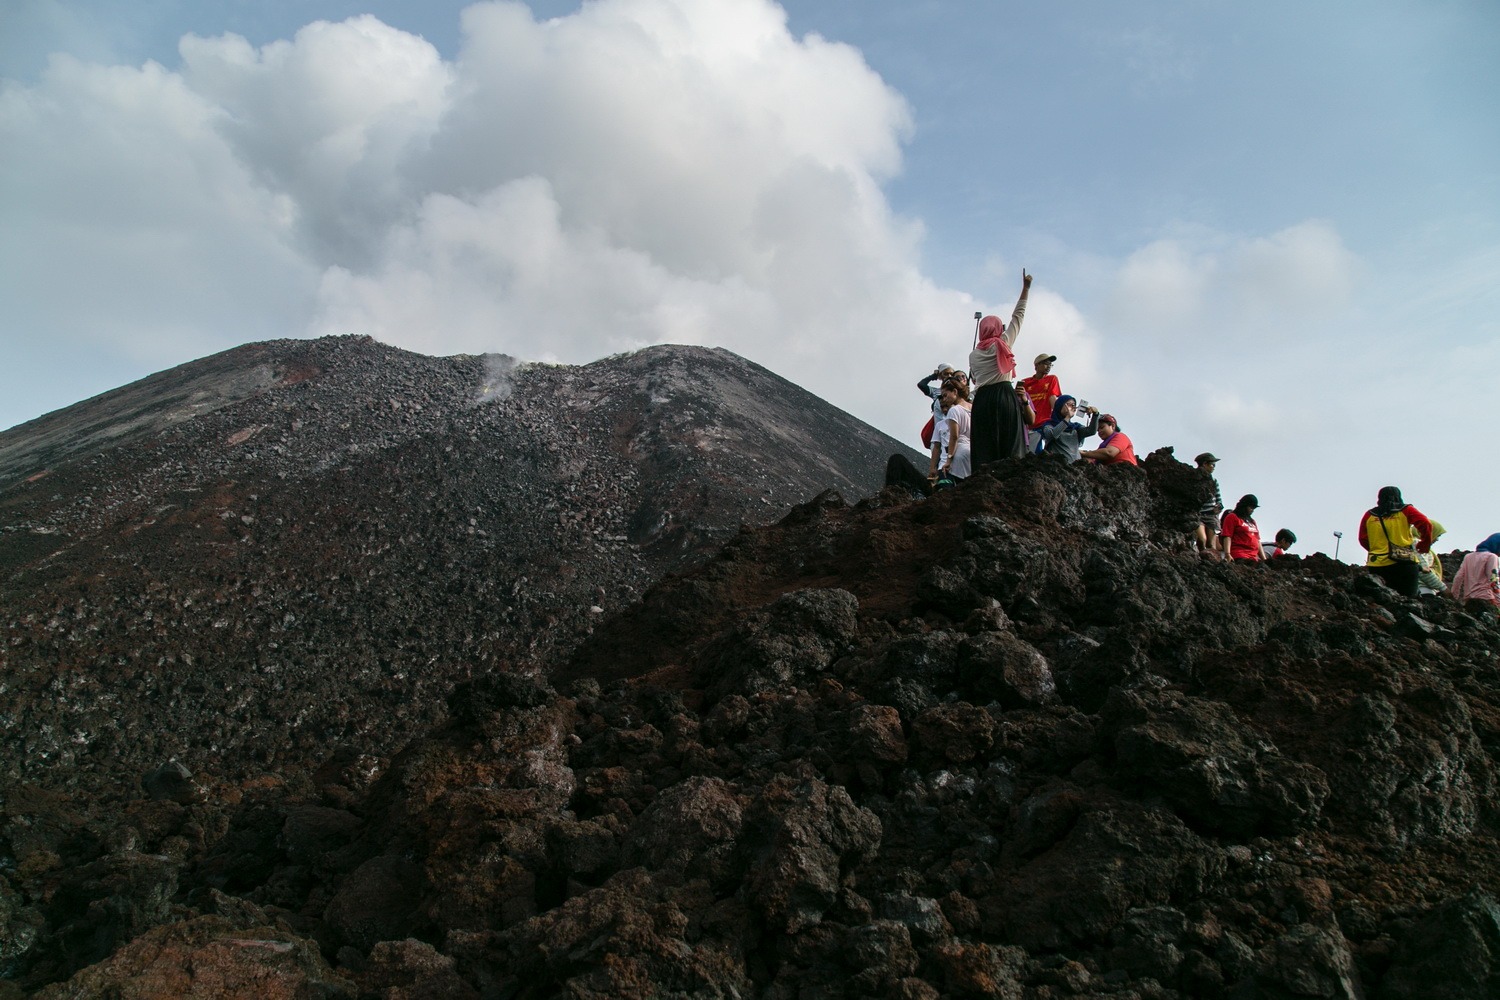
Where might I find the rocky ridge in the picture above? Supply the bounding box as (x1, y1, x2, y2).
(5, 439, 1499, 997)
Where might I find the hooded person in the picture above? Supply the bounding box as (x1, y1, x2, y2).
(1357, 486, 1435, 598)
(968, 271, 1033, 465)
(1449, 533, 1500, 606)
(1038, 394, 1100, 464)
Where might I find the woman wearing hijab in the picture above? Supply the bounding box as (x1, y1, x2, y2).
(1220, 494, 1264, 562)
(1038, 395, 1099, 464)
(1079, 414, 1138, 465)
(1357, 486, 1435, 598)
(968, 271, 1033, 465)
(1450, 534, 1500, 606)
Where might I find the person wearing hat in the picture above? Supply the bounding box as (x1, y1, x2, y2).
(1220, 494, 1264, 562)
(1193, 452, 1224, 556)
(1019, 353, 1061, 454)
(1357, 486, 1434, 597)
(1079, 414, 1137, 465)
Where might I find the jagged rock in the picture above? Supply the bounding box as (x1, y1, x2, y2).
(1107, 689, 1330, 837)
(958, 631, 1056, 707)
(141, 762, 196, 804)
(1378, 889, 1500, 999)
(356, 938, 479, 1000)
(320, 856, 425, 954)
(29, 916, 352, 999)
(739, 777, 882, 933)
(623, 775, 743, 883)
(1239, 922, 1363, 1000)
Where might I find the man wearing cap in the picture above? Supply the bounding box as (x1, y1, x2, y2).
(1019, 353, 1061, 454)
(1194, 452, 1224, 556)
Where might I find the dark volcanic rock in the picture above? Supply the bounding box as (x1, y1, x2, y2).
(5, 344, 1500, 999)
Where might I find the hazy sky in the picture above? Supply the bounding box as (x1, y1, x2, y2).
(3, 0, 1497, 558)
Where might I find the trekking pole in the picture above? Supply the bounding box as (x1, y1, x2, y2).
(972, 311, 982, 350)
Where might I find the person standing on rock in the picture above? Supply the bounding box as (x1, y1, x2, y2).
(1449, 533, 1500, 607)
(1079, 414, 1138, 466)
(1193, 453, 1224, 557)
(1038, 395, 1098, 464)
(969, 271, 1033, 466)
(1220, 494, 1265, 562)
(1020, 353, 1061, 453)
(1357, 486, 1435, 598)
(938, 379, 973, 484)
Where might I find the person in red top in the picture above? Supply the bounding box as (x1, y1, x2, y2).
(1220, 494, 1264, 561)
(1357, 486, 1435, 598)
(1019, 353, 1061, 453)
(1080, 414, 1138, 465)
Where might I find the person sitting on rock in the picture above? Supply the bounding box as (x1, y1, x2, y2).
(1357, 486, 1435, 598)
(1221, 494, 1265, 562)
(1261, 528, 1296, 558)
(1020, 353, 1061, 454)
(1079, 414, 1138, 465)
(1038, 395, 1099, 464)
(1449, 533, 1500, 607)
(1193, 453, 1224, 557)
(1417, 520, 1448, 595)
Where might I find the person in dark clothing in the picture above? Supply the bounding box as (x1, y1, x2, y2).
(968, 271, 1032, 465)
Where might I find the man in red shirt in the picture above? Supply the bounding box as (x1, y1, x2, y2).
(1080, 414, 1138, 465)
(1019, 353, 1060, 453)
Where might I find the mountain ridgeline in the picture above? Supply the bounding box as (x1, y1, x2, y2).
(2, 336, 1499, 998)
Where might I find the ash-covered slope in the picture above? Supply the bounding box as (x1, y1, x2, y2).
(10, 450, 1500, 998)
(0, 335, 912, 796)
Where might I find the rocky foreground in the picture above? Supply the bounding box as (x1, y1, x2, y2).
(4, 446, 1499, 997)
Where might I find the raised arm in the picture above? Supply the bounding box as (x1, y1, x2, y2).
(1004, 270, 1033, 345)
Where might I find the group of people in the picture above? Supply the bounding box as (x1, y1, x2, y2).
(890, 271, 1500, 611)
(913, 271, 1138, 487)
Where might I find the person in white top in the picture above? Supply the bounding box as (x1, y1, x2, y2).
(938, 379, 973, 482)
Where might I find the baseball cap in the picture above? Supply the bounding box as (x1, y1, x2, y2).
(1034, 353, 1057, 365)
(1195, 452, 1220, 464)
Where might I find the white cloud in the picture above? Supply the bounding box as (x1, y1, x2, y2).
(6, 0, 1042, 443)
(1105, 220, 1359, 343)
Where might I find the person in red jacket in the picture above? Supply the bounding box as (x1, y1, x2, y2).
(1220, 494, 1264, 562)
(1019, 353, 1060, 453)
(1357, 486, 1435, 598)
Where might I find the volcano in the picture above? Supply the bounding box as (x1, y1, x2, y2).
(3, 340, 1499, 998)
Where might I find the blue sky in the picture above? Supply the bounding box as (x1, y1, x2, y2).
(3, 0, 1497, 558)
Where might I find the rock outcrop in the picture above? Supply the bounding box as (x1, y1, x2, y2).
(3, 350, 1499, 997)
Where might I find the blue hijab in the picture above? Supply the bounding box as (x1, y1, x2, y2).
(1047, 395, 1077, 427)
(1477, 533, 1500, 555)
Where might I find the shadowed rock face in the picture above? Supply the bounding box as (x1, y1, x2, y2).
(4, 349, 1500, 998)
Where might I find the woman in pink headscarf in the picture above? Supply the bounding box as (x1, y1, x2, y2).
(968, 270, 1033, 465)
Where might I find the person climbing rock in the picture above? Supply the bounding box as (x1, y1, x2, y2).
(969, 271, 1033, 465)
(1357, 486, 1435, 598)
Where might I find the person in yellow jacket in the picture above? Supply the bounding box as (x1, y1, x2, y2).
(1357, 486, 1435, 598)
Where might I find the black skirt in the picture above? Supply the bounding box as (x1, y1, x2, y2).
(971, 382, 1026, 466)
